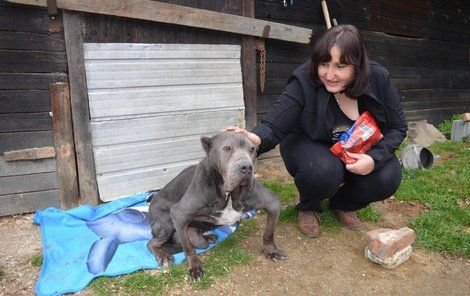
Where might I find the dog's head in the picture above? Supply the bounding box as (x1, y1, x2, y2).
(201, 131, 258, 193)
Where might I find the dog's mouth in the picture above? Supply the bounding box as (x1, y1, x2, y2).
(239, 178, 250, 186)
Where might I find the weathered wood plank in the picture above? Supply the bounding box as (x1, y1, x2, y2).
(371, 0, 429, 24)
(0, 131, 54, 154)
(91, 109, 245, 147)
(405, 107, 470, 125)
(0, 50, 67, 72)
(88, 84, 244, 118)
(7, 0, 312, 44)
(0, 156, 56, 177)
(0, 113, 52, 133)
(0, 190, 60, 216)
(241, 0, 256, 130)
(63, 11, 99, 205)
(4, 147, 55, 161)
(398, 89, 470, 101)
(0, 73, 68, 90)
(51, 82, 79, 209)
(0, 90, 51, 113)
(0, 6, 54, 33)
(0, 31, 65, 51)
(0, 172, 58, 195)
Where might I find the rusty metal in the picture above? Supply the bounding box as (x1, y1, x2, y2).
(255, 39, 266, 93)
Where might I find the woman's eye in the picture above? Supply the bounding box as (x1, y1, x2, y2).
(337, 64, 346, 69)
(223, 146, 232, 152)
(319, 62, 328, 67)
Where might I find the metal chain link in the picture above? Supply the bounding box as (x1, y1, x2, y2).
(255, 40, 266, 93)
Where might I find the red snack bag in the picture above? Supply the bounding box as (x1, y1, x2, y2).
(330, 111, 383, 164)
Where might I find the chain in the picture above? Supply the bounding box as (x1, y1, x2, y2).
(255, 40, 266, 93)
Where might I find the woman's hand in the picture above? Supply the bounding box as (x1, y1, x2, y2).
(226, 126, 261, 146)
(345, 152, 375, 175)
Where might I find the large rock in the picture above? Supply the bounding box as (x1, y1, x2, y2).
(407, 120, 446, 147)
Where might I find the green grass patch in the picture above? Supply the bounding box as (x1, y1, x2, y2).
(89, 219, 258, 295)
(261, 180, 298, 204)
(0, 268, 5, 279)
(31, 254, 43, 267)
(395, 140, 470, 256)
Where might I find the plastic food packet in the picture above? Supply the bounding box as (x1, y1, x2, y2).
(330, 111, 383, 164)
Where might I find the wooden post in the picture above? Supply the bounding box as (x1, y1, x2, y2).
(50, 82, 79, 209)
(63, 12, 99, 205)
(241, 0, 257, 130)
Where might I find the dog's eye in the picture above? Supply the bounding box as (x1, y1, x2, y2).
(249, 146, 256, 153)
(223, 145, 232, 152)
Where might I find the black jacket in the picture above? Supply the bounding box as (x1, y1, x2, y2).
(252, 61, 407, 172)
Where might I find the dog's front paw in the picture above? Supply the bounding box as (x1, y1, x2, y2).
(156, 253, 174, 267)
(263, 245, 287, 261)
(189, 265, 204, 280)
(188, 255, 204, 280)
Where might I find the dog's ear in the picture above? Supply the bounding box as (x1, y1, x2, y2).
(201, 136, 212, 153)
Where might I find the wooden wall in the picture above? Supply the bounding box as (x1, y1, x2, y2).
(0, 0, 66, 215)
(255, 0, 470, 125)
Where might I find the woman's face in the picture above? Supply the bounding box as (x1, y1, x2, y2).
(317, 45, 355, 94)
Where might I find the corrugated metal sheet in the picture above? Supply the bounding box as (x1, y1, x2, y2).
(84, 43, 244, 201)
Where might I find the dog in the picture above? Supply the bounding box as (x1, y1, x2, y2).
(147, 131, 286, 280)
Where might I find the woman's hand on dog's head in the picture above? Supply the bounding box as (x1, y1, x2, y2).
(225, 126, 261, 146)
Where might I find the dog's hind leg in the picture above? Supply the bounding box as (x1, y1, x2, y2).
(147, 214, 175, 267)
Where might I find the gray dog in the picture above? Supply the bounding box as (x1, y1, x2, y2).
(147, 131, 286, 280)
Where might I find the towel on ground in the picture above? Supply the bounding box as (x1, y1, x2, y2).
(34, 192, 254, 296)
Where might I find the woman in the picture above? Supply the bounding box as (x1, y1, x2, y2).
(230, 24, 407, 238)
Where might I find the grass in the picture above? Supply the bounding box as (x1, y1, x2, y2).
(89, 219, 258, 295)
(395, 140, 470, 256)
(31, 254, 43, 267)
(0, 268, 5, 279)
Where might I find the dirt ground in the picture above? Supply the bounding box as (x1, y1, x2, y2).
(0, 161, 469, 295)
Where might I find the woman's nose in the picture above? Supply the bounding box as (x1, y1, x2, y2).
(326, 67, 336, 80)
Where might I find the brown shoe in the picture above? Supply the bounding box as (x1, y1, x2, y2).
(298, 210, 320, 238)
(333, 209, 363, 231)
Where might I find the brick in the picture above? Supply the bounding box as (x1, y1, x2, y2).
(364, 227, 415, 260)
(365, 244, 413, 269)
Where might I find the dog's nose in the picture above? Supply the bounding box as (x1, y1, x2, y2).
(239, 162, 253, 175)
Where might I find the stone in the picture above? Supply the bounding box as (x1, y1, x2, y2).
(407, 120, 446, 147)
(364, 227, 415, 269)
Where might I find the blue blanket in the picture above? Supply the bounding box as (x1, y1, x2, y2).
(34, 193, 252, 296)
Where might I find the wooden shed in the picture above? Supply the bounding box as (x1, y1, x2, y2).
(1, 0, 469, 216)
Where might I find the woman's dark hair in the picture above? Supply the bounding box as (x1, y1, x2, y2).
(308, 24, 370, 97)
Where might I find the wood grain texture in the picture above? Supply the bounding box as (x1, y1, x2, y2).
(4, 147, 55, 161)
(63, 11, 99, 205)
(51, 82, 79, 209)
(7, 0, 312, 44)
(0, 190, 60, 216)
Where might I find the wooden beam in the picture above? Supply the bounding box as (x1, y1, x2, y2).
(50, 82, 79, 209)
(6, 0, 312, 44)
(4, 147, 55, 161)
(62, 11, 99, 206)
(241, 0, 257, 130)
